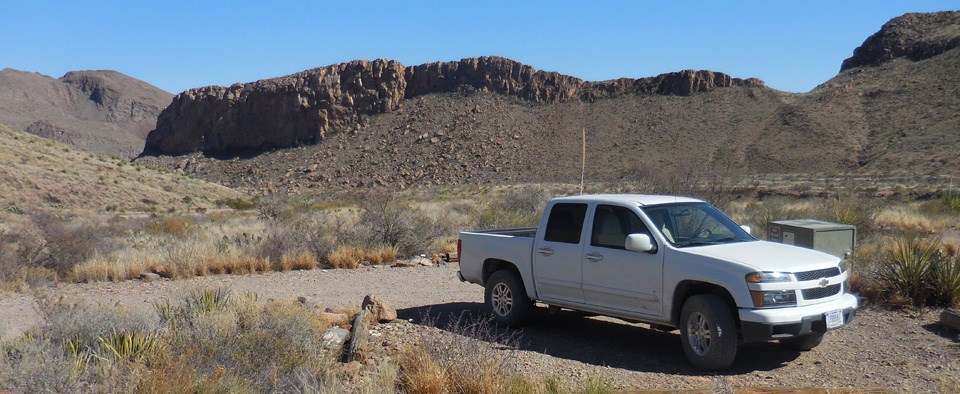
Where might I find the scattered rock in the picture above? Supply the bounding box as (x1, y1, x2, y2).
(342, 360, 362, 376)
(941, 308, 960, 331)
(320, 327, 350, 352)
(361, 294, 397, 323)
(297, 296, 307, 304)
(139, 272, 160, 282)
(323, 312, 351, 327)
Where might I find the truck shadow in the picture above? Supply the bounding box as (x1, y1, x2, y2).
(397, 302, 803, 376)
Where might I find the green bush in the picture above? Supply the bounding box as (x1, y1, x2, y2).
(878, 235, 958, 307)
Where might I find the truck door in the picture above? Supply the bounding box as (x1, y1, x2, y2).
(582, 204, 663, 317)
(533, 202, 587, 304)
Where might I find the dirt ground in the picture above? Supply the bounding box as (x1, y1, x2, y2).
(2, 263, 958, 392)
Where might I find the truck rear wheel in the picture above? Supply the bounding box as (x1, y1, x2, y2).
(779, 332, 824, 351)
(485, 270, 531, 327)
(679, 294, 738, 370)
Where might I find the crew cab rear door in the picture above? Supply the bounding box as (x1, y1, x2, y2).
(532, 202, 587, 304)
(581, 203, 664, 317)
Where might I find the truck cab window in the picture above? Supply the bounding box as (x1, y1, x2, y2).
(591, 205, 651, 249)
(543, 203, 587, 244)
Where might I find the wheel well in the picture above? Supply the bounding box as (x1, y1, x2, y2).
(671, 281, 738, 325)
(482, 259, 519, 284)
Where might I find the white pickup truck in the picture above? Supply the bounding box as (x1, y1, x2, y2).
(457, 194, 857, 370)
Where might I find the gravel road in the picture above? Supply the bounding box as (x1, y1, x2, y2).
(2, 263, 958, 391)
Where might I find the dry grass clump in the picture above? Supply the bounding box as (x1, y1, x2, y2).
(366, 244, 400, 265)
(326, 245, 365, 269)
(875, 207, 936, 232)
(279, 251, 319, 271)
(398, 314, 523, 394)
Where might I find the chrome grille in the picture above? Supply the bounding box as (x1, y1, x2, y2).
(802, 284, 841, 300)
(795, 267, 840, 281)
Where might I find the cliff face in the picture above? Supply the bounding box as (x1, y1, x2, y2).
(143, 56, 761, 155)
(146, 59, 406, 154)
(841, 11, 960, 71)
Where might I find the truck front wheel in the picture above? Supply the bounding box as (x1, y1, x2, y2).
(679, 294, 738, 370)
(485, 270, 531, 327)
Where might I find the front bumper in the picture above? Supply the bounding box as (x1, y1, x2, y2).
(738, 293, 858, 342)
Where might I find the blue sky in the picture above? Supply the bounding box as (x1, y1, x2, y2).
(2, 1, 956, 94)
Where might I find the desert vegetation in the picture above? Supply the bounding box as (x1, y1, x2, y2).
(2, 179, 960, 308)
(0, 287, 613, 393)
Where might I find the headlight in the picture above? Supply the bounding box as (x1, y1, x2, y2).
(750, 290, 797, 308)
(745, 271, 793, 283)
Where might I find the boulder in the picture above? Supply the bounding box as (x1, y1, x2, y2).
(942, 308, 960, 332)
(139, 272, 160, 282)
(320, 327, 350, 352)
(323, 312, 351, 327)
(361, 294, 397, 323)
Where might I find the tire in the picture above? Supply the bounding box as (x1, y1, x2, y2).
(779, 332, 824, 351)
(484, 270, 531, 327)
(679, 294, 738, 370)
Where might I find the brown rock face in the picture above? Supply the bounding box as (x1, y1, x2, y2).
(143, 57, 761, 155)
(841, 11, 960, 71)
(404, 56, 583, 102)
(145, 59, 406, 155)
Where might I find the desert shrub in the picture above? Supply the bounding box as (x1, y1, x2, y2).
(874, 207, 934, 232)
(747, 200, 811, 237)
(469, 188, 550, 230)
(215, 197, 257, 211)
(400, 314, 523, 394)
(876, 235, 959, 307)
(932, 253, 960, 306)
(144, 215, 196, 238)
(636, 163, 741, 210)
(159, 290, 338, 392)
(2, 214, 117, 280)
(817, 196, 880, 239)
(357, 191, 441, 256)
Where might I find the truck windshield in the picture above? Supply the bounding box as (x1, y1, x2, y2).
(641, 203, 754, 248)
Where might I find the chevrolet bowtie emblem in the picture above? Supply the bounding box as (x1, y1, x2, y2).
(819, 278, 830, 288)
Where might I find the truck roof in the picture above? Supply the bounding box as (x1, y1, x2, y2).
(551, 194, 704, 206)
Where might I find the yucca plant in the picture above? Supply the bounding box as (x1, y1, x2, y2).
(879, 235, 942, 306)
(96, 329, 163, 362)
(932, 255, 960, 306)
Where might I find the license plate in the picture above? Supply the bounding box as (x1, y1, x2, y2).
(825, 309, 844, 329)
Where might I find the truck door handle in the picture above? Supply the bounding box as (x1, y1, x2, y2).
(537, 247, 554, 256)
(585, 253, 603, 262)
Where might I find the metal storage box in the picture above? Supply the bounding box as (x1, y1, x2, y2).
(767, 219, 856, 258)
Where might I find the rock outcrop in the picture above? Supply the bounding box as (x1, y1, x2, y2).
(143, 57, 762, 155)
(841, 11, 960, 71)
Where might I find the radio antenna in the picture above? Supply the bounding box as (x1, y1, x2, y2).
(580, 127, 586, 195)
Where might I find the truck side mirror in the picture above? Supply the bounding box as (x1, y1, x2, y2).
(625, 233, 657, 253)
(740, 225, 752, 235)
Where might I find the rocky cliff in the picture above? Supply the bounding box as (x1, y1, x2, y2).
(841, 11, 960, 71)
(143, 56, 761, 155)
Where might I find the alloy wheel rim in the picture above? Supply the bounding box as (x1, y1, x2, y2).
(491, 283, 513, 316)
(687, 312, 712, 356)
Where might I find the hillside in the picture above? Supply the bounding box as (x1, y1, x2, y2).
(0, 69, 172, 158)
(0, 124, 242, 214)
(137, 11, 960, 193)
